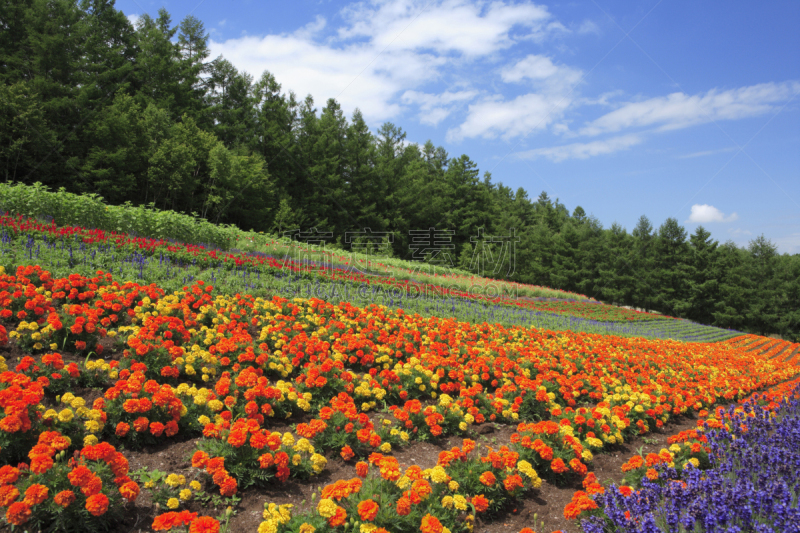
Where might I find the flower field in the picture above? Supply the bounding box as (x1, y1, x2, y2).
(0, 214, 726, 339)
(0, 243, 798, 532)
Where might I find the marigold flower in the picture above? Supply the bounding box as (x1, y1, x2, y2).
(396, 496, 411, 516)
(0, 485, 20, 506)
(471, 494, 489, 513)
(479, 471, 496, 486)
(119, 481, 140, 502)
(5, 501, 31, 525)
(23, 484, 48, 505)
(420, 513, 443, 533)
(357, 499, 379, 521)
(54, 489, 76, 507)
(0, 465, 19, 485)
(328, 506, 347, 527)
(340, 445, 355, 461)
(85, 493, 109, 516)
(189, 516, 221, 533)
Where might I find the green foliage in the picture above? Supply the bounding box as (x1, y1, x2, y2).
(0, 181, 237, 249)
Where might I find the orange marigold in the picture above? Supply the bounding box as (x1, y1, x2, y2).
(85, 493, 109, 516)
(479, 471, 496, 486)
(396, 496, 411, 516)
(550, 458, 569, 474)
(189, 516, 221, 533)
(119, 481, 140, 502)
(0, 485, 20, 506)
(357, 499, 379, 521)
(340, 445, 355, 461)
(5, 501, 31, 526)
(420, 513, 443, 533)
(328, 506, 347, 527)
(54, 490, 76, 507)
(23, 484, 48, 505)
(0, 465, 19, 485)
(471, 494, 489, 513)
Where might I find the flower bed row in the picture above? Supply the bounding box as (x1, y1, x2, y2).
(1, 214, 664, 322)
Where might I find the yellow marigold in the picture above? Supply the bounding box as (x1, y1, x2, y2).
(298, 524, 316, 533)
(165, 474, 185, 487)
(311, 454, 327, 473)
(83, 435, 98, 447)
(258, 520, 278, 533)
(448, 480, 459, 491)
(429, 466, 449, 484)
(453, 495, 468, 511)
(167, 498, 180, 509)
(190, 481, 202, 491)
(179, 489, 192, 501)
(317, 498, 337, 518)
(441, 495, 454, 508)
(58, 409, 74, 423)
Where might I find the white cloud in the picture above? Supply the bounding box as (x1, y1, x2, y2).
(500, 54, 582, 91)
(677, 147, 737, 159)
(515, 134, 642, 162)
(209, 0, 566, 124)
(337, 0, 556, 57)
(581, 81, 800, 136)
(446, 92, 573, 142)
(401, 90, 478, 126)
(446, 54, 583, 142)
(127, 14, 141, 29)
(576, 20, 600, 35)
(687, 204, 739, 224)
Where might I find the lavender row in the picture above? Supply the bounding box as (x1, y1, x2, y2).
(581, 384, 800, 533)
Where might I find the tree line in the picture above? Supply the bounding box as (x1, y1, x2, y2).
(1, 1, 797, 339)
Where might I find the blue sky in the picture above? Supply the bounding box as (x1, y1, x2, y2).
(120, 0, 800, 253)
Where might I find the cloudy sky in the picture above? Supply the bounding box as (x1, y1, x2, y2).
(120, 0, 800, 253)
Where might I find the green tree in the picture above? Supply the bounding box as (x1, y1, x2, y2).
(631, 215, 656, 311)
(746, 235, 780, 335)
(683, 226, 720, 324)
(653, 217, 689, 316)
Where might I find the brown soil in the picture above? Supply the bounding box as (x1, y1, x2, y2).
(62, 416, 699, 533)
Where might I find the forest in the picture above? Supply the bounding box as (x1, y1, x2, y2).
(1, 0, 798, 339)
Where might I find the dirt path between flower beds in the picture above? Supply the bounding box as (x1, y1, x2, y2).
(77, 416, 700, 533)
